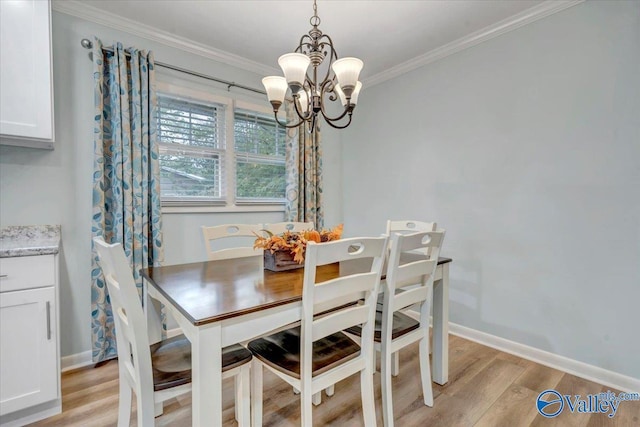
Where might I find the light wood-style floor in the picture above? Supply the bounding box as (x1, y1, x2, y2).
(29, 335, 639, 426)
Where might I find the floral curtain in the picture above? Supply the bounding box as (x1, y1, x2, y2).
(284, 101, 324, 229)
(90, 38, 164, 362)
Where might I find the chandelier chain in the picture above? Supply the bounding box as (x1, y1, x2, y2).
(310, 0, 321, 27)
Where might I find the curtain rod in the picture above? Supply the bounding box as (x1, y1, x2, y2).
(80, 38, 266, 96)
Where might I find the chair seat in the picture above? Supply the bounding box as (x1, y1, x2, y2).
(345, 310, 419, 342)
(247, 327, 360, 379)
(151, 334, 252, 391)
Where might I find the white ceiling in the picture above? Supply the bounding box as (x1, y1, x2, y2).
(66, 0, 556, 82)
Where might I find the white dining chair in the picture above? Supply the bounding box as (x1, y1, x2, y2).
(263, 221, 314, 235)
(345, 230, 444, 427)
(382, 219, 437, 375)
(93, 237, 253, 427)
(248, 236, 388, 427)
(201, 223, 263, 261)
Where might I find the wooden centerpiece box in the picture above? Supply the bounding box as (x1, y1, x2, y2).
(255, 224, 344, 272)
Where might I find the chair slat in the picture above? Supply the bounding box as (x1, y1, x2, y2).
(312, 305, 369, 341)
(394, 259, 435, 284)
(313, 238, 387, 266)
(201, 223, 263, 261)
(393, 286, 429, 311)
(314, 272, 377, 306)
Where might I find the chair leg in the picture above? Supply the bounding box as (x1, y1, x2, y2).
(325, 384, 335, 396)
(372, 348, 377, 373)
(117, 380, 132, 427)
(419, 334, 434, 407)
(136, 388, 155, 427)
(312, 391, 322, 406)
(391, 351, 400, 377)
(301, 386, 314, 427)
(237, 365, 251, 427)
(381, 349, 394, 427)
(361, 365, 377, 427)
(154, 402, 163, 417)
(251, 359, 263, 427)
(293, 386, 300, 395)
(235, 374, 240, 421)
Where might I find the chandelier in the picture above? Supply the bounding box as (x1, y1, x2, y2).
(262, 0, 363, 131)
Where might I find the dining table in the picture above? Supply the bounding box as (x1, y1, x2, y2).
(142, 255, 452, 427)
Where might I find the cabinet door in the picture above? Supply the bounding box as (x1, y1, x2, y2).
(0, 287, 57, 416)
(0, 0, 54, 142)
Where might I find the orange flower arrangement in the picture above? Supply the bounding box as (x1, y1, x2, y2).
(254, 224, 344, 264)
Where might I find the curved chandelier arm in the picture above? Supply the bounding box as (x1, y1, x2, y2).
(272, 110, 306, 129)
(292, 95, 313, 122)
(318, 80, 352, 123)
(321, 112, 353, 129)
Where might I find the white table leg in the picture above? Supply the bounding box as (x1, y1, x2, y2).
(191, 324, 222, 427)
(432, 262, 449, 385)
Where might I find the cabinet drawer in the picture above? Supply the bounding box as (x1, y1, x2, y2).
(0, 255, 55, 293)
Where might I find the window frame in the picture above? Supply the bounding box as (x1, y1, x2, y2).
(156, 78, 287, 213)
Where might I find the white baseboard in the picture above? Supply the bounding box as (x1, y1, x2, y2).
(60, 350, 93, 373)
(449, 322, 640, 393)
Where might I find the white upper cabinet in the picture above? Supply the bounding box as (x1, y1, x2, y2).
(0, 0, 54, 148)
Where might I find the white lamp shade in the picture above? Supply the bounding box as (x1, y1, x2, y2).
(331, 57, 363, 91)
(350, 81, 363, 105)
(278, 53, 310, 89)
(262, 76, 288, 104)
(334, 84, 347, 107)
(297, 89, 310, 114)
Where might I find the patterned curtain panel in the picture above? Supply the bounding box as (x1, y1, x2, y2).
(284, 101, 324, 229)
(90, 38, 164, 362)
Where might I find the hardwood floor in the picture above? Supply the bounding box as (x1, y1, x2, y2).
(29, 335, 639, 426)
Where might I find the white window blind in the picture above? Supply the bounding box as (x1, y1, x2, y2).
(157, 94, 226, 205)
(234, 109, 286, 203)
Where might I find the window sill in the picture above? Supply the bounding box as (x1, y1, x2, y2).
(161, 204, 286, 214)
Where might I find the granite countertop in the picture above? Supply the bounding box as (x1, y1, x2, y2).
(0, 225, 61, 258)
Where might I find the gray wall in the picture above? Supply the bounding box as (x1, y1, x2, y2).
(341, 0, 639, 378)
(0, 11, 343, 357)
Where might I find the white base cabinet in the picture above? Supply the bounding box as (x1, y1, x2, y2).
(0, 255, 60, 426)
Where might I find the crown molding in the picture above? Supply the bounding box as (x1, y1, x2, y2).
(363, 0, 585, 88)
(52, 0, 584, 88)
(51, 0, 278, 77)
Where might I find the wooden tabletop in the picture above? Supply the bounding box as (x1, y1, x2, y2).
(142, 256, 452, 327)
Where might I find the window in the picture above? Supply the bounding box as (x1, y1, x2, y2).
(156, 82, 286, 209)
(157, 95, 226, 204)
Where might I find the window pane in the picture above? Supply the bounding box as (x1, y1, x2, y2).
(157, 93, 225, 203)
(235, 160, 285, 199)
(158, 96, 223, 149)
(234, 110, 285, 157)
(160, 151, 221, 199)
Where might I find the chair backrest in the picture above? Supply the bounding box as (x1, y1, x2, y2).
(300, 236, 388, 378)
(384, 230, 445, 317)
(263, 221, 314, 236)
(386, 219, 437, 258)
(201, 223, 264, 261)
(93, 237, 153, 396)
